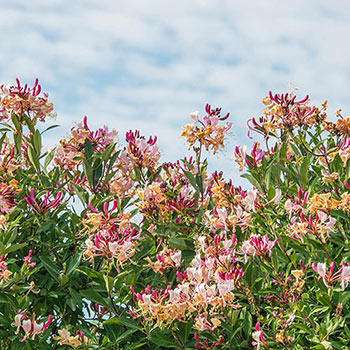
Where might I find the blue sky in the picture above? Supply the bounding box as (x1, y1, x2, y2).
(1, 0, 350, 183)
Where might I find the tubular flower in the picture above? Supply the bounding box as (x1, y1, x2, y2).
(125, 129, 160, 171)
(234, 142, 265, 171)
(85, 200, 130, 232)
(145, 247, 182, 273)
(53, 329, 80, 347)
(84, 226, 140, 272)
(312, 261, 350, 291)
(54, 116, 117, 170)
(181, 104, 232, 154)
(24, 189, 63, 214)
(242, 234, 278, 257)
(0, 78, 56, 123)
(13, 310, 52, 342)
(0, 254, 12, 285)
(252, 321, 267, 350)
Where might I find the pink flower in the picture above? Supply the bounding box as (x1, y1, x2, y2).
(242, 234, 278, 257)
(23, 250, 36, 269)
(24, 189, 63, 214)
(252, 322, 266, 349)
(12, 310, 52, 342)
(312, 261, 350, 290)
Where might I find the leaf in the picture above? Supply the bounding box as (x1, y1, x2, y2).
(41, 124, 60, 134)
(66, 253, 82, 276)
(183, 170, 200, 192)
(104, 275, 114, 294)
(44, 147, 56, 169)
(39, 256, 60, 283)
(71, 183, 88, 206)
(84, 138, 94, 159)
(299, 154, 313, 188)
(168, 236, 194, 251)
(107, 316, 142, 330)
(80, 289, 111, 310)
(5, 242, 27, 254)
(83, 160, 93, 187)
(149, 329, 179, 348)
(27, 144, 40, 173)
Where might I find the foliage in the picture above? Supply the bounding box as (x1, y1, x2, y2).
(0, 80, 350, 349)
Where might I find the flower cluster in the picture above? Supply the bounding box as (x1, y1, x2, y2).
(24, 188, 63, 214)
(242, 233, 278, 258)
(145, 246, 182, 273)
(84, 225, 140, 271)
(13, 310, 52, 342)
(131, 233, 242, 331)
(54, 116, 117, 170)
(0, 254, 12, 285)
(0, 78, 56, 123)
(181, 104, 232, 154)
(124, 129, 160, 172)
(247, 90, 317, 138)
(313, 261, 350, 291)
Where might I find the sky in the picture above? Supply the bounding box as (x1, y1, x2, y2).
(1, 0, 350, 185)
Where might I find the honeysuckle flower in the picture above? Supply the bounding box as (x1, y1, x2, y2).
(264, 188, 282, 206)
(125, 129, 160, 171)
(252, 321, 266, 350)
(312, 261, 350, 290)
(23, 250, 36, 269)
(24, 189, 63, 214)
(242, 234, 278, 257)
(53, 328, 80, 347)
(0, 78, 56, 123)
(234, 145, 247, 171)
(84, 226, 140, 272)
(13, 311, 52, 342)
(0, 184, 16, 214)
(0, 254, 12, 284)
(54, 116, 117, 170)
(243, 188, 258, 212)
(181, 104, 232, 154)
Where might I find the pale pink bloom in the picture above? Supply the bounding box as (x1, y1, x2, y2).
(242, 234, 278, 257)
(312, 261, 350, 291)
(252, 322, 266, 350)
(340, 266, 350, 291)
(169, 289, 181, 304)
(265, 189, 282, 206)
(170, 250, 182, 268)
(244, 188, 257, 212)
(190, 111, 199, 122)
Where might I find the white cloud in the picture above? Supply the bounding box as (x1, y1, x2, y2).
(1, 0, 350, 184)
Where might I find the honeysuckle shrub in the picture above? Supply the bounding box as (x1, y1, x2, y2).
(0, 80, 350, 350)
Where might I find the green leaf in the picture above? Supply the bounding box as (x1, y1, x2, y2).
(84, 138, 94, 159)
(41, 124, 60, 134)
(80, 289, 111, 309)
(39, 256, 60, 283)
(44, 147, 56, 169)
(4, 242, 27, 254)
(27, 144, 40, 173)
(169, 236, 194, 251)
(66, 253, 82, 276)
(107, 316, 142, 330)
(149, 329, 179, 348)
(104, 275, 114, 294)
